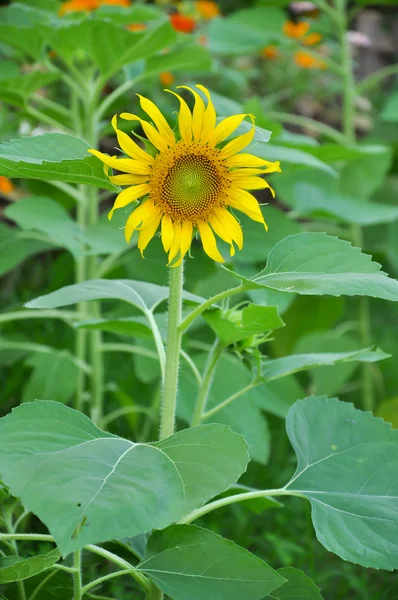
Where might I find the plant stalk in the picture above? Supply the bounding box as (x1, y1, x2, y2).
(338, 0, 374, 412)
(73, 551, 83, 600)
(191, 340, 223, 426)
(159, 263, 184, 440)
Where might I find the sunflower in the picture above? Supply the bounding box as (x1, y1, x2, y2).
(89, 85, 281, 266)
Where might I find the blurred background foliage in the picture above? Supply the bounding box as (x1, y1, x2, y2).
(0, 0, 397, 598)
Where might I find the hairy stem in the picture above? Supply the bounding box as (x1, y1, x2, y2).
(159, 264, 184, 440)
(178, 285, 244, 333)
(73, 551, 83, 600)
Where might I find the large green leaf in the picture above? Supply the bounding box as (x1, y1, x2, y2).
(138, 525, 286, 600)
(0, 402, 185, 556)
(229, 233, 398, 301)
(26, 279, 204, 314)
(251, 144, 337, 177)
(0, 549, 60, 583)
(155, 424, 249, 514)
(260, 348, 390, 381)
(286, 396, 398, 569)
(0, 134, 116, 190)
(203, 304, 284, 345)
(270, 567, 324, 599)
(51, 17, 175, 77)
(0, 72, 60, 108)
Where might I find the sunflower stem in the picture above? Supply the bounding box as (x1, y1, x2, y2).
(338, 0, 374, 412)
(159, 263, 184, 440)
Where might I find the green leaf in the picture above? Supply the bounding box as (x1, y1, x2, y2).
(0, 60, 20, 80)
(178, 355, 270, 464)
(251, 144, 337, 177)
(75, 316, 156, 340)
(288, 182, 398, 226)
(26, 279, 204, 314)
(260, 347, 390, 381)
(145, 44, 212, 75)
(0, 549, 60, 583)
(96, 4, 161, 23)
(270, 567, 324, 599)
(0, 402, 185, 556)
(0, 72, 60, 108)
(203, 304, 284, 345)
(0, 223, 51, 277)
(5, 196, 83, 258)
(381, 89, 398, 122)
(0, 134, 117, 190)
(339, 148, 392, 199)
(51, 18, 176, 77)
(5, 569, 73, 600)
(285, 396, 398, 569)
(22, 351, 80, 404)
(138, 525, 286, 600)
(229, 233, 398, 301)
(208, 7, 285, 55)
(154, 424, 249, 514)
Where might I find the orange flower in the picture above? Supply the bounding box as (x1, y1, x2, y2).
(283, 20, 310, 40)
(261, 45, 279, 60)
(127, 23, 147, 32)
(159, 72, 174, 85)
(59, 0, 99, 15)
(0, 176, 14, 194)
(294, 50, 326, 69)
(283, 20, 322, 46)
(99, 0, 131, 5)
(195, 1, 220, 19)
(303, 32, 322, 46)
(170, 12, 197, 33)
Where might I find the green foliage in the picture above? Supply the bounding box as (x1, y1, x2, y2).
(138, 525, 286, 600)
(0, 549, 60, 583)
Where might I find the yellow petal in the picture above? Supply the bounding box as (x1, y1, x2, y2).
(178, 85, 205, 142)
(196, 84, 216, 144)
(229, 168, 267, 178)
(124, 200, 157, 242)
(89, 149, 152, 175)
(161, 214, 174, 252)
(219, 116, 255, 160)
(111, 115, 154, 163)
(180, 220, 193, 259)
(165, 89, 192, 143)
(108, 173, 149, 186)
(197, 220, 225, 263)
(226, 189, 268, 230)
(168, 221, 181, 265)
(234, 177, 273, 191)
(137, 209, 162, 256)
(137, 94, 175, 147)
(207, 114, 249, 147)
(208, 213, 235, 256)
(120, 113, 168, 153)
(108, 184, 151, 220)
(226, 154, 280, 170)
(212, 207, 243, 250)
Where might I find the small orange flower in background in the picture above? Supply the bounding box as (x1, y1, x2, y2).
(127, 23, 147, 32)
(59, 0, 130, 16)
(0, 176, 14, 194)
(195, 1, 220, 20)
(159, 72, 174, 86)
(170, 12, 197, 34)
(294, 50, 326, 69)
(261, 45, 279, 60)
(283, 20, 322, 46)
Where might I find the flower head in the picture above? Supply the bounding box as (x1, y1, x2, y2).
(89, 85, 280, 266)
(59, 0, 130, 15)
(159, 71, 175, 86)
(294, 50, 326, 69)
(261, 45, 279, 60)
(0, 176, 14, 194)
(170, 12, 197, 33)
(283, 20, 322, 46)
(195, 1, 220, 19)
(127, 23, 147, 32)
